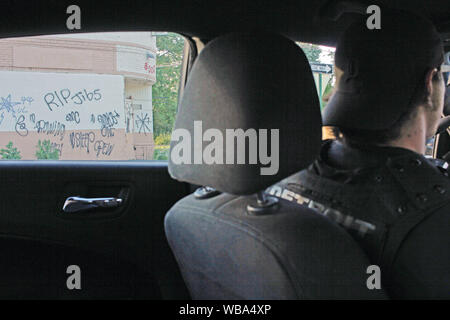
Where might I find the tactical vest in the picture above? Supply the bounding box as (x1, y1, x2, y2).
(266, 152, 450, 286)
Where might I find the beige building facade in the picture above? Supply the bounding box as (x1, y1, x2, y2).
(0, 32, 157, 160)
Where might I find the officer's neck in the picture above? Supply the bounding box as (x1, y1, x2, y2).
(378, 112, 428, 155)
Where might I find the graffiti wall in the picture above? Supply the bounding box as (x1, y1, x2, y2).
(0, 71, 134, 160)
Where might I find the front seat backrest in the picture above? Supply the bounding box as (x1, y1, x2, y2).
(165, 33, 388, 299)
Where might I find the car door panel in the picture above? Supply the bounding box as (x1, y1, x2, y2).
(0, 161, 190, 299)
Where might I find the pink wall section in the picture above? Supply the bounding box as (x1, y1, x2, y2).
(0, 37, 116, 74)
(0, 130, 154, 160)
(0, 36, 155, 81)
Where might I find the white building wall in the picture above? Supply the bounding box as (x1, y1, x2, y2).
(117, 45, 156, 83)
(125, 80, 153, 135)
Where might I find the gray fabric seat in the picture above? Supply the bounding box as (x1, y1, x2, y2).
(165, 33, 388, 299)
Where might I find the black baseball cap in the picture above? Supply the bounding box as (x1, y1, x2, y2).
(323, 8, 444, 130)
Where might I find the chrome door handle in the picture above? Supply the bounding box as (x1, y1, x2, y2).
(63, 196, 123, 213)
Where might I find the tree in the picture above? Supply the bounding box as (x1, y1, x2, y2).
(0, 141, 21, 159)
(154, 132, 171, 145)
(151, 36, 330, 136)
(321, 77, 335, 109)
(35, 140, 59, 160)
(152, 33, 185, 137)
(298, 42, 322, 63)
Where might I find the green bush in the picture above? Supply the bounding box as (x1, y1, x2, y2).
(154, 133, 172, 146)
(153, 145, 170, 160)
(35, 140, 59, 160)
(0, 141, 22, 160)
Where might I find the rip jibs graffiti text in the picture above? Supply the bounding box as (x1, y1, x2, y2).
(0, 71, 133, 160)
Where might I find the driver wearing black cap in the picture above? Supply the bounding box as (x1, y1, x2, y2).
(268, 8, 450, 298)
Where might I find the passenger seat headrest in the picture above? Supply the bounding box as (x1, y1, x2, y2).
(168, 33, 322, 195)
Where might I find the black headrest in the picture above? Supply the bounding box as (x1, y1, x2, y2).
(168, 33, 322, 195)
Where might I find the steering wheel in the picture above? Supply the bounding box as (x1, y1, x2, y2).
(445, 86, 450, 116)
(436, 86, 450, 161)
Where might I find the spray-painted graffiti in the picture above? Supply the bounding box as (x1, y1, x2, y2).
(51, 142, 64, 156)
(69, 130, 115, 157)
(0, 94, 31, 131)
(97, 110, 120, 128)
(34, 119, 66, 141)
(0, 94, 22, 119)
(21, 96, 34, 105)
(44, 88, 102, 111)
(0, 94, 21, 114)
(101, 126, 115, 138)
(15, 115, 28, 137)
(97, 110, 120, 138)
(0, 71, 128, 160)
(66, 111, 80, 124)
(69, 131, 96, 154)
(135, 113, 152, 134)
(94, 140, 114, 157)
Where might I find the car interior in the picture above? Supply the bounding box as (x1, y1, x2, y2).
(0, 0, 449, 300)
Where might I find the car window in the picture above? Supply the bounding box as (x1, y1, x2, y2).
(0, 35, 337, 161)
(0, 32, 186, 161)
(297, 42, 336, 140)
(297, 42, 335, 109)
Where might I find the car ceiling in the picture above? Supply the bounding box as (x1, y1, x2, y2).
(1, 0, 449, 48)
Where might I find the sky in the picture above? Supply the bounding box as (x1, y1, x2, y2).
(319, 45, 335, 64)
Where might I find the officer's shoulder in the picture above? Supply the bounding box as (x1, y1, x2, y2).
(425, 157, 450, 177)
(381, 154, 450, 208)
(385, 153, 449, 179)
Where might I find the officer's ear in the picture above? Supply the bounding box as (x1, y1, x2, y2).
(425, 68, 439, 95)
